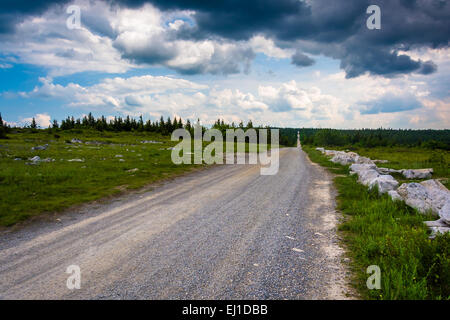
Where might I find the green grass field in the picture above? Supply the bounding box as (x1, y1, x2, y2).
(0, 130, 203, 226)
(303, 145, 450, 300)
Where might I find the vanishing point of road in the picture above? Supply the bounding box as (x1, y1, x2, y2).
(0, 148, 351, 299)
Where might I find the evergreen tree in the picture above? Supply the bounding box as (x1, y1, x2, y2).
(0, 113, 5, 139)
(30, 118, 37, 129)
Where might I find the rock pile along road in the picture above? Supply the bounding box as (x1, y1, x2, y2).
(0, 148, 350, 299)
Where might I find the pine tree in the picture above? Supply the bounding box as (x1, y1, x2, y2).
(52, 119, 59, 128)
(0, 113, 5, 138)
(30, 117, 37, 129)
(185, 119, 191, 132)
(138, 115, 144, 131)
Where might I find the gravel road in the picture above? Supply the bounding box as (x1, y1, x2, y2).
(0, 147, 351, 299)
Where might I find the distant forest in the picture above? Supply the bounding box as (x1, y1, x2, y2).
(279, 128, 450, 150)
(1, 113, 449, 149)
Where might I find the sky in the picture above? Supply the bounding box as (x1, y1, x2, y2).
(0, 0, 449, 129)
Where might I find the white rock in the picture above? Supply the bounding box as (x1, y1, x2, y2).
(424, 219, 448, 228)
(397, 183, 434, 214)
(350, 163, 378, 174)
(71, 138, 83, 143)
(420, 179, 449, 213)
(29, 156, 41, 162)
(369, 175, 399, 194)
(31, 144, 48, 151)
(438, 200, 450, 225)
(402, 168, 433, 179)
(127, 168, 139, 173)
(388, 190, 403, 201)
(331, 151, 357, 165)
(67, 159, 84, 162)
(358, 169, 380, 186)
(377, 167, 402, 175)
(355, 156, 375, 165)
(373, 159, 389, 164)
(315, 147, 325, 153)
(429, 226, 450, 237)
(115, 155, 123, 158)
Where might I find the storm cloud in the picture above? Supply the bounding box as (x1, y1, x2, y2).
(1, 0, 449, 77)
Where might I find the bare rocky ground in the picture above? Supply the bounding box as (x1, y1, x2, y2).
(0, 148, 355, 299)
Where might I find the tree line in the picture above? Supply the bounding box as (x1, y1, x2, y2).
(289, 128, 450, 150)
(2, 112, 449, 150)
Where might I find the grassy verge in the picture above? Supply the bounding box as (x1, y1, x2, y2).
(303, 145, 450, 300)
(326, 146, 449, 189)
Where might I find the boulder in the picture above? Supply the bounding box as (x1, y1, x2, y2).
(324, 150, 337, 156)
(29, 156, 41, 162)
(358, 169, 380, 186)
(31, 144, 48, 151)
(424, 219, 448, 228)
(420, 179, 449, 214)
(402, 168, 433, 179)
(397, 183, 434, 214)
(388, 190, 403, 202)
(350, 163, 378, 174)
(438, 200, 450, 225)
(373, 159, 389, 164)
(331, 151, 357, 165)
(355, 156, 375, 165)
(315, 147, 325, 153)
(377, 167, 402, 175)
(369, 175, 399, 194)
(67, 159, 84, 162)
(71, 138, 83, 144)
(429, 226, 450, 238)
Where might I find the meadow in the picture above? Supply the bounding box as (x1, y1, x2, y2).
(0, 129, 201, 226)
(303, 145, 450, 299)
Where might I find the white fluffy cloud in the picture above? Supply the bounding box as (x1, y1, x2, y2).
(23, 75, 354, 127)
(249, 36, 293, 59)
(22, 113, 52, 128)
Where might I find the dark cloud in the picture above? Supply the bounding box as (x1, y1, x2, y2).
(360, 93, 424, 114)
(291, 51, 315, 67)
(1, 0, 449, 77)
(113, 0, 449, 77)
(0, 0, 70, 33)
